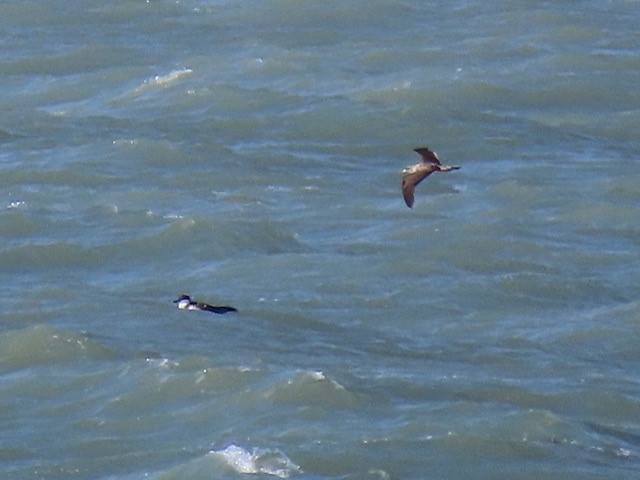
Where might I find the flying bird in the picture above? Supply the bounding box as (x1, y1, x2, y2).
(173, 294, 237, 314)
(401, 147, 460, 208)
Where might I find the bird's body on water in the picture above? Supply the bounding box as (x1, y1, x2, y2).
(173, 294, 237, 314)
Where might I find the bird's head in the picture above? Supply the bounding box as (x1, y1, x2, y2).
(173, 294, 191, 303)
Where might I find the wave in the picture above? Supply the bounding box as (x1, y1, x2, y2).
(135, 68, 193, 92)
(265, 370, 359, 408)
(155, 444, 301, 479)
(210, 444, 302, 478)
(0, 214, 308, 273)
(0, 324, 116, 372)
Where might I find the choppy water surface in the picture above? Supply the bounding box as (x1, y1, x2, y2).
(1, 1, 640, 478)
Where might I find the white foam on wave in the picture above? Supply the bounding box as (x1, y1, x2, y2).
(144, 356, 179, 369)
(295, 370, 346, 391)
(123, 68, 193, 97)
(149, 68, 193, 86)
(209, 444, 302, 478)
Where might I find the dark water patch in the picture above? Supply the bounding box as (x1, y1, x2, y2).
(494, 271, 628, 309)
(0, 166, 125, 189)
(0, 242, 105, 272)
(0, 214, 307, 274)
(551, 307, 640, 371)
(0, 209, 39, 237)
(586, 110, 640, 144)
(0, 444, 36, 464)
(103, 360, 261, 416)
(264, 370, 359, 408)
(0, 324, 116, 372)
(585, 422, 640, 451)
(0, 127, 27, 143)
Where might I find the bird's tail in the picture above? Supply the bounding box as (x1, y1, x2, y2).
(440, 165, 460, 172)
(203, 305, 237, 314)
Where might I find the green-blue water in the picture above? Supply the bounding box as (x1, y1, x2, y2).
(1, 1, 639, 478)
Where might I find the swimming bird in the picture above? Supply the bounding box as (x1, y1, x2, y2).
(173, 294, 237, 314)
(401, 147, 460, 208)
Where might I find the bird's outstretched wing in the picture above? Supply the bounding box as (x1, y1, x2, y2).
(414, 147, 441, 165)
(402, 171, 429, 208)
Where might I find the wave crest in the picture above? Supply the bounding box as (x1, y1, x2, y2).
(210, 444, 302, 478)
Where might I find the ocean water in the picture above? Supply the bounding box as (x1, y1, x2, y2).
(1, 0, 640, 478)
